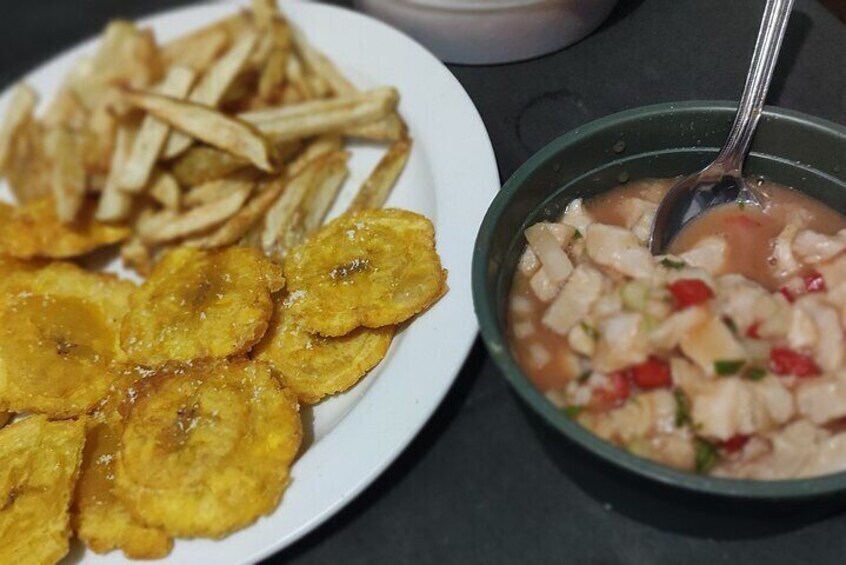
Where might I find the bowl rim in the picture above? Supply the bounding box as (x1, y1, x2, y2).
(472, 100, 846, 499)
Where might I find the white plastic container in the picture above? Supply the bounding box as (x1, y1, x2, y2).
(355, 0, 618, 65)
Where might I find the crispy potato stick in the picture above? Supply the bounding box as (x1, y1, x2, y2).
(171, 145, 248, 187)
(121, 236, 156, 276)
(285, 152, 349, 249)
(45, 128, 87, 223)
(148, 170, 181, 211)
(183, 174, 253, 208)
(164, 28, 229, 73)
(118, 67, 197, 192)
(124, 90, 277, 172)
(83, 105, 119, 176)
(258, 47, 290, 101)
(138, 179, 253, 244)
(252, 0, 282, 28)
(287, 135, 342, 177)
(161, 14, 248, 69)
(162, 33, 259, 159)
(0, 83, 38, 172)
(42, 88, 87, 129)
(96, 125, 136, 222)
(348, 139, 412, 213)
(345, 113, 408, 142)
(285, 53, 313, 101)
(290, 25, 355, 96)
(185, 175, 288, 249)
(242, 87, 398, 143)
(261, 163, 317, 254)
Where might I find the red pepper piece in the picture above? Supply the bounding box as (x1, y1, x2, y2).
(668, 279, 714, 309)
(769, 347, 821, 378)
(723, 434, 750, 453)
(746, 322, 761, 339)
(630, 357, 673, 389)
(804, 271, 826, 293)
(593, 372, 631, 409)
(779, 287, 795, 303)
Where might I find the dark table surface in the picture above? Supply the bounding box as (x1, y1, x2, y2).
(3, 1, 846, 563)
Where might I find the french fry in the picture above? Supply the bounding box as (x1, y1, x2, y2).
(121, 236, 156, 276)
(123, 90, 277, 172)
(348, 139, 412, 213)
(242, 87, 398, 143)
(4, 121, 53, 203)
(161, 13, 249, 68)
(45, 128, 87, 223)
(184, 175, 288, 249)
(261, 162, 318, 255)
(290, 25, 355, 96)
(345, 113, 408, 142)
(0, 83, 38, 173)
(171, 145, 248, 187)
(118, 66, 197, 193)
(287, 135, 342, 177)
(251, 0, 282, 28)
(82, 105, 119, 176)
(285, 151, 349, 249)
(161, 33, 259, 159)
(148, 170, 181, 211)
(163, 27, 230, 73)
(138, 177, 253, 244)
(42, 88, 87, 130)
(96, 125, 136, 222)
(183, 173, 255, 208)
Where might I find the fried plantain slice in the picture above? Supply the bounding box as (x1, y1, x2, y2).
(120, 247, 284, 366)
(0, 262, 133, 417)
(255, 301, 393, 404)
(0, 415, 86, 565)
(0, 197, 130, 259)
(73, 368, 173, 559)
(0, 412, 10, 429)
(115, 359, 302, 538)
(0, 255, 44, 277)
(284, 209, 446, 336)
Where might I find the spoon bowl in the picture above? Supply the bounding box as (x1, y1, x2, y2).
(649, 0, 794, 253)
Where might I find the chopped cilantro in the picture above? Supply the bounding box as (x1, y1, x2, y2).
(738, 201, 747, 211)
(694, 438, 719, 474)
(577, 370, 592, 384)
(674, 389, 692, 428)
(564, 405, 585, 418)
(714, 360, 745, 376)
(573, 229, 583, 241)
(743, 367, 767, 381)
(580, 322, 599, 340)
(724, 317, 738, 334)
(660, 258, 685, 270)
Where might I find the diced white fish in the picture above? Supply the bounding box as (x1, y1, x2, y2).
(525, 222, 575, 284)
(585, 223, 654, 279)
(529, 268, 560, 302)
(593, 312, 649, 373)
(542, 265, 605, 335)
(796, 296, 843, 372)
(796, 370, 846, 425)
(559, 198, 593, 232)
(649, 305, 709, 351)
(679, 316, 746, 376)
(679, 236, 728, 275)
(793, 229, 846, 264)
(770, 220, 804, 279)
(517, 247, 540, 276)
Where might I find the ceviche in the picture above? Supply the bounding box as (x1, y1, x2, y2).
(509, 177, 846, 479)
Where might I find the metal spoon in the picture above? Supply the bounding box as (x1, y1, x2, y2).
(649, 0, 795, 254)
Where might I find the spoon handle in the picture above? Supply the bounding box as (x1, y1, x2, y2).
(716, 0, 794, 174)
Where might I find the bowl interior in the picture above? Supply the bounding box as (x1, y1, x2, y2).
(473, 101, 846, 499)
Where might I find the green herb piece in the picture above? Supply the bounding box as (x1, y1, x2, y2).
(573, 229, 583, 241)
(577, 370, 592, 384)
(743, 367, 767, 381)
(714, 360, 745, 376)
(660, 258, 685, 270)
(564, 405, 585, 418)
(738, 201, 747, 211)
(580, 322, 599, 340)
(674, 389, 692, 428)
(724, 317, 738, 334)
(694, 438, 719, 474)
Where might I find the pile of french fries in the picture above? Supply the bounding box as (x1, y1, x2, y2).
(0, 0, 411, 275)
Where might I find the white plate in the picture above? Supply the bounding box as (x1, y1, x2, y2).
(0, 1, 499, 563)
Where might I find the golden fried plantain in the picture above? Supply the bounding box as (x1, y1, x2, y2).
(255, 302, 393, 404)
(120, 247, 284, 366)
(0, 197, 130, 259)
(0, 255, 44, 278)
(73, 369, 172, 559)
(284, 209, 446, 336)
(115, 359, 302, 538)
(0, 262, 134, 417)
(0, 415, 86, 565)
(0, 413, 10, 429)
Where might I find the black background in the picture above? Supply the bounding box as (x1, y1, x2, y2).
(2, 1, 846, 563)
